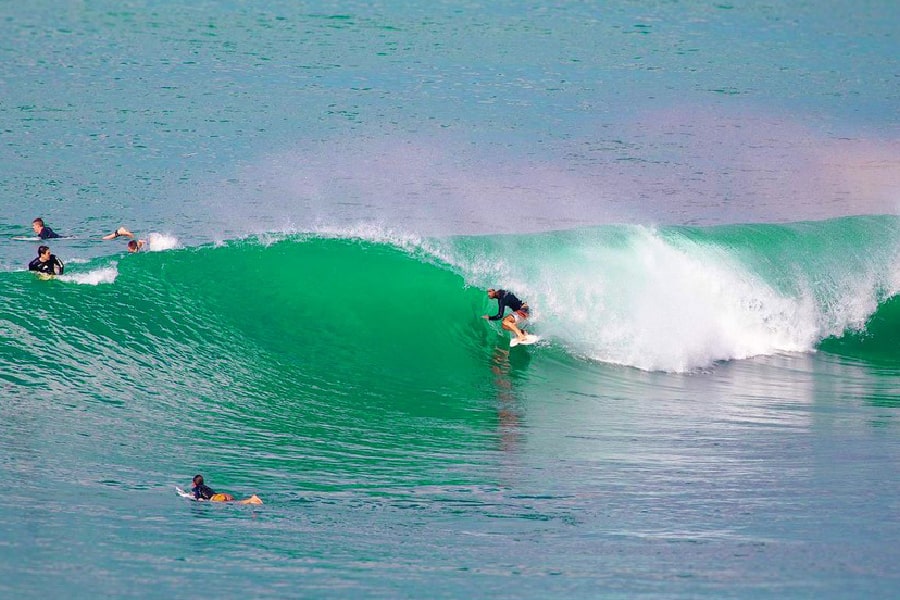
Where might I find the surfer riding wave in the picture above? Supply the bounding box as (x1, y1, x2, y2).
(483, 288, 531, 343)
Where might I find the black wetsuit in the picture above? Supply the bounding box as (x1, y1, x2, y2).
(28, 254, 64, 275)
(192, 484, 216, 500)
(488, 290, 527, 321)
(38, 226, 61, 239)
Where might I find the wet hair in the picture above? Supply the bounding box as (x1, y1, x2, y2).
(127, 240, 138, 251)
(37, 245, 50, 255)
(33, 217, 44, 226)
(192, 474, 204, 485)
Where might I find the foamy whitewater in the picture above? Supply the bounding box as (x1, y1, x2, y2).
(1, 1, 899, 598)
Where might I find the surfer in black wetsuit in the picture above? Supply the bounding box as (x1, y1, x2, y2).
(483, 288, 530, 343)
(32, 217, 61, 239)
(189, 474, 263, 504)
(190, 474, 219, 500)
(28, 245, 65, 276)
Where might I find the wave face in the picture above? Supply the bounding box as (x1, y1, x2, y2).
(2, 216, 899, 391)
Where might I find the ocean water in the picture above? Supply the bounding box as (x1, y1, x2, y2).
(1, 1, 899, 598)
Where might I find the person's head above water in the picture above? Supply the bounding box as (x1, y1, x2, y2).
(487, 288, 498, 299)
(192, 474, 204, 486)
(37, 245, 51, 260)
(127, 240, 139, 252)
(32, 218, 45, 233)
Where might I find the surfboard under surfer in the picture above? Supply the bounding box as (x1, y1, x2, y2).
(483, 288, 530, 343)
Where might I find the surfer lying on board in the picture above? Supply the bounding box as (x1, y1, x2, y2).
(483, 288, 530, 343)
(28, 245, 65, 276)
(32, 217, 61, 239)
(103, 227, 146, 252)
(190, 474, 263, 505)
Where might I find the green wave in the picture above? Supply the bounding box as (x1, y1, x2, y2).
(2, 216, 899, 389)
(1, 236, 503, 398)
(819, 295, 900, 363)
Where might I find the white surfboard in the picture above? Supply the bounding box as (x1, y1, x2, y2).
(175, 486, 195, 500)
(510, 334, 540, 347)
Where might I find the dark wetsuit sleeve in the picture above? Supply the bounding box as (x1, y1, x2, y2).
(28, 257, 41, 272)
(193, 485, 216, 500)
(488, 291, 506, 320)
(39, 227, 61, 239)
(489, 291, 522, 320)
(488, 303, 505, 321)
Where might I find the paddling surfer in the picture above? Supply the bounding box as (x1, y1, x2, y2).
(189, 474, 262, 505)
(32, 218, 61, 239)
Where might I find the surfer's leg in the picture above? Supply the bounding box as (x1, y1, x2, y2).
(513, 311, 531, 339)
(502, 315, 526, 341)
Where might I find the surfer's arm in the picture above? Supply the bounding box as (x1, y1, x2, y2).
(486, 299, 506, 321)
(102, 227, 134, 240)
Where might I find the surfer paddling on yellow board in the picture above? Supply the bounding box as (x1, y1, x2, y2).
(189, 474, 262, 505)
(483, 288, 536, 346)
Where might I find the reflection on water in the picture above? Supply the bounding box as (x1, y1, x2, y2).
(490, 346, 526, 454)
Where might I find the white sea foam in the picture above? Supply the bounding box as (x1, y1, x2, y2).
(442, 225, 893, 373)
(146, 233, 179, 251)
(60, 264, 118, 286)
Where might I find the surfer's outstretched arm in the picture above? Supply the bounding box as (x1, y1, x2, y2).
(102, 227, 134, 240)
